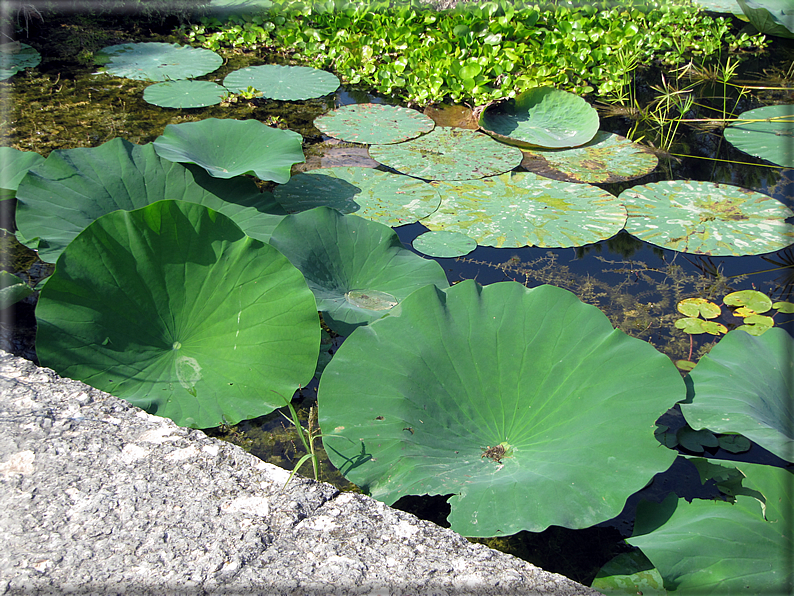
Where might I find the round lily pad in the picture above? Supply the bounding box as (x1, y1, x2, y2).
(724, 105, 793, 168)
(619, 180, 794, 256)
(521, 131, 658, 183)
(314, 103, 435, 145)
(268, 207, 449, 335)
(479, 87, 600, 149)
(97, 42, 222, 82)
(143, 80, 228, 108)
(272, 166, 441, 226)
(724, 289, 773, 313)
(674, 318, 727, 335)
(0, 42, 41, 81)
(423, 171, 626, 248)
(153, 118, 305, 182)
(223, 64, 339, 101)
(369, 127, 523, 181)
(0, 147, 44, 201)
(413, 231, 477, 258)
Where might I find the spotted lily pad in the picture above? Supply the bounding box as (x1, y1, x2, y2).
(153, 118, 304, 182)
(272, 166, 441, 226)
(479, 87, 600, 149)
(619, 180, 794, 255)
(369, 127, 523, 181)
(143, 80, 228, 108)
(0, 147, 44, 201)
(674, 318, 727, 335)
(97, 42, 222, 81)
(314, 103, 435, 145)
(268, 207, 449, 335)
(724, 105, 793, 168)
(0, 42, 41, 81)
(677, 297, 722, 319)
(412, 231, 477, 258)
(521, 131, 658, 183)
(422, 171, 626, 248)
(223, 65, 339, 101)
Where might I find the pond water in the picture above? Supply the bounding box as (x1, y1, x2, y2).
(2, 7, 793, 588)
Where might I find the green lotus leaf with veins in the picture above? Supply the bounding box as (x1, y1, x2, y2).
(15, 137, 284, 263)
(369, 127, 523, 181)
(35, 200, 320, 429)
(97, 42, 222, 81)
(619, 180, 794, 255)
(268, 207, 449, 336)
(314, 103, 435, 145)
(681, 328, 794, 462)
(143, 80, 228, 108)
(272, 166, 441, 226)
(724, 104, 794, 168)
(479, 87, 600, 149)
(153, 118, 305, 182)
(319, 280, 682, 536)
(223, 64, 339, 101)
(0, 146, 44, 200)
(423, 171, 626, 248)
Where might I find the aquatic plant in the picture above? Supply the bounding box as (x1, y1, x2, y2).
(143, 80, 229, 108)
(314, 103, 435, 144)
(318, 280, 683, 537)
(0, 42, 41, 81)
(723, 104, 794, 168)
(223, 64, 339, 100)
(96, 42, 222, 81)
(0, 146, 43, 201)
(36, 200, 321, 429)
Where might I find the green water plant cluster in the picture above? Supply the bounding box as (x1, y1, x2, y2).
(182, 0, 765, 105)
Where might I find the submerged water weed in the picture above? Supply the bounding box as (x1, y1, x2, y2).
(458, 249, 745, 363)
(181, 0, 766, 106)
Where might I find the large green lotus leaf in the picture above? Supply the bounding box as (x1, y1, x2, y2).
(521, 131, 658, 184)
(314, 103, 435, 145)
(268, 206, 449, 336)
(681, 328, 793, 462)
(619, 180, 794, 255)
(223, 65, 339, 101)
(14, 138, 283, 262)
(479, 87, 600, 149)
(591, 551, 667, 596)
(272, 166, 441, 226)
(0, 146, 44, 200)
(724, 105, 794, 167)
(629, 460, 793, 594)
(0, 43, 41, 81)
(422, 171, 626, 248)
(369, 127, 523, 181)
(318, 280, 682, 536)
(153, 118, 304, 182)
(97, 42, 222, 81)
(36, 200, 320, 429)
(737, 0, 794, 37)
(143, 80, 228, 108)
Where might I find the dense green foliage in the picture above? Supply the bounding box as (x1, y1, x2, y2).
(182, 0, 766, 105)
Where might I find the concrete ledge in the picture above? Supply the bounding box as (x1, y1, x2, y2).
(0, 350, 601, 595)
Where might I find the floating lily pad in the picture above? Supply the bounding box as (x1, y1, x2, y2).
(143, 80, 228, 108)
(422, 171, 626, 248)
(268, 207, 449, 335)
(619, 180, 794, 255)
(724, 289, 773, 313)
(677, 297, 722, 319)
(272, 166, 441, 226)
(682, 328, 793, 462)
(479, 87, 600, 149)
(97, 42, 222, 81)
(36, 200, 320, 429)
(314, 103, 435, 145)
(674, 318, 727, 335)
(0, 147, 44, 201)
(724, 105, 793, 168)
(223, 64, 339, 101)
(153, 118, 304, 182)
(318, 280, 682, 536)
(520, 131, 658, 183)
(0, 42, 41, 81)
(369, 127, 523, 181)
(412, 231, 477, 257)
(15, 138, 283, 262)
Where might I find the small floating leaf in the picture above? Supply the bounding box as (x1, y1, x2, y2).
(143, 80, 228, 108)
(369, 127, 523, 181)
(674, 318, 727, 335)
(723, 289, 773, 313)
(479, 87, 599, 149)
(97, 42, 222, 81)
(773, 300, 794, 313)
(0, 42, 41, 80)
(717, 434, 752, 453)
(677, 297, 722, 319)
(412, 230, 477, 258)
(736, 314, 774, 335)
(223, 64, 339, 101)
(619, 180, 794, 255)
(314, 103, 435, 145)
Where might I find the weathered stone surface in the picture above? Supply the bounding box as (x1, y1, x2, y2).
(0, 350, 602, 595)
